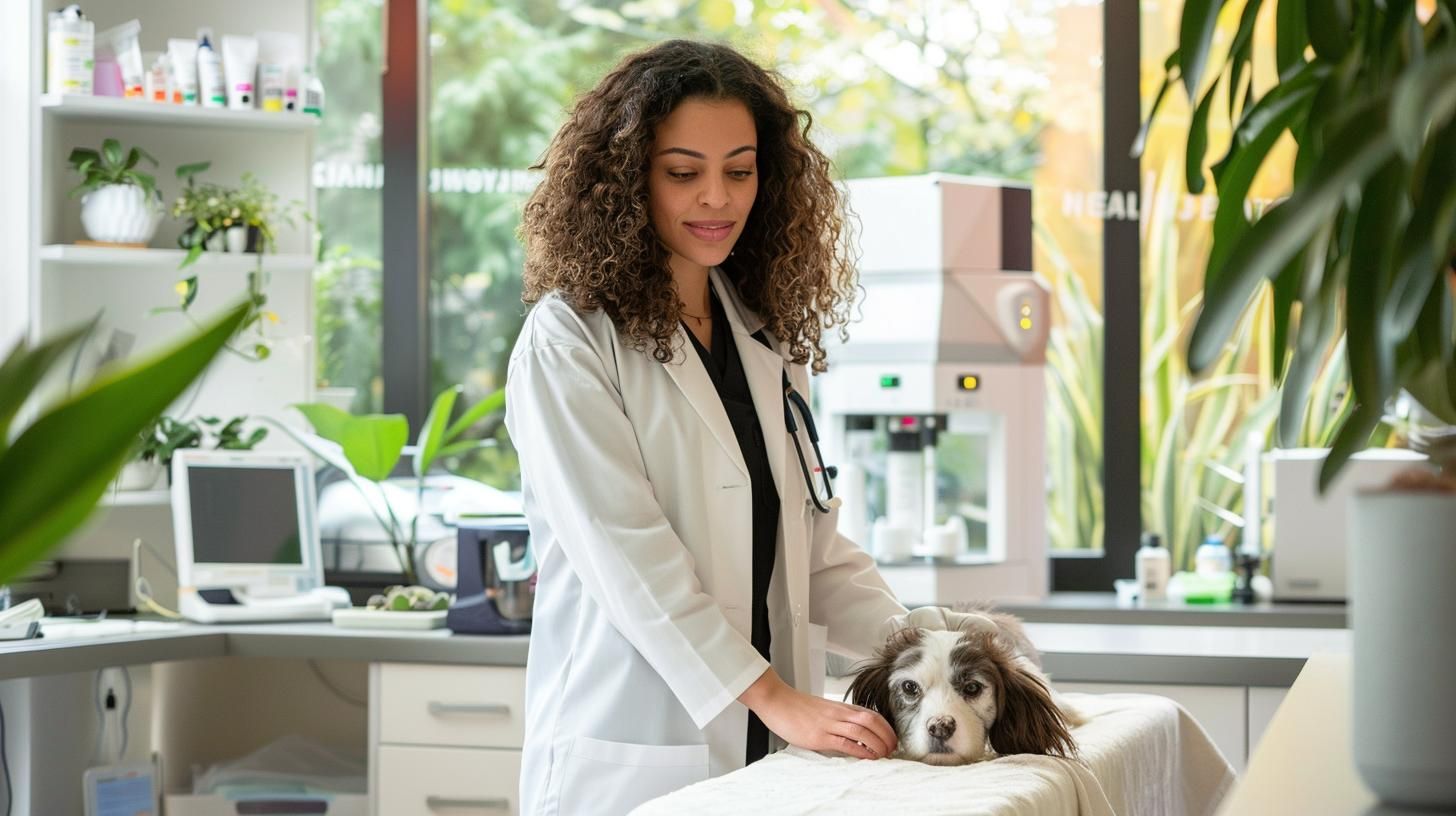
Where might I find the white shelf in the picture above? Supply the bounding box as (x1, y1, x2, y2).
(100, 489, 170, 507)
(41, 93, 320, 132)
(40, 245, 315, 272)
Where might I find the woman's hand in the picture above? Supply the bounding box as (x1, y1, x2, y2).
(738, 669, 897, 760)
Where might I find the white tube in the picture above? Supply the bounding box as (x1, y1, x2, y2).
(255, 31, 302, 113)
(222, 35, 259, 110)
(98, 20, 144, 99)
(168, 38, 199, 105)
(197, 29, 226, 108)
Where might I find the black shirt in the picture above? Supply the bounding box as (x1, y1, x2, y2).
(683, 290, 779, 765)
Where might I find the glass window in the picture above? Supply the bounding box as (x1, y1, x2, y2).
(426, 0, 1106, 560)
(314, 0, 385, 415)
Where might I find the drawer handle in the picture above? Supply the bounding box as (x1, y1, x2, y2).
(428, 701, 511, 717)
(426, 795, 510, 810)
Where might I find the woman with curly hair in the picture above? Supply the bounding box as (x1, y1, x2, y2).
(506, 38, 972, 814)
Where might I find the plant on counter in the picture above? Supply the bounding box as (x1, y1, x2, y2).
(267, 385, 506, 585)
(68, 138, 166, 246)
(0, 300, 250, 584)
(134, 414, 269, 474)
(164, 163, 306, 362)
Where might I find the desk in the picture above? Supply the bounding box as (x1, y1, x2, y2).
(1217, 652, 1451, 815)
(0, 620, 1348, 815)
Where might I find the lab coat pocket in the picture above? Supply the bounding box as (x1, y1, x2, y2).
(557, 736, 710, 816)
(809, 622, 828, 698)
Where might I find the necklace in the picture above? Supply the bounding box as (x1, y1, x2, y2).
(681, 308, 711, 322)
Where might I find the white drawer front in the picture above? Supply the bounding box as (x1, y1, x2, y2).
(377, 745, 521, 815)
(380, 663, 526, 749)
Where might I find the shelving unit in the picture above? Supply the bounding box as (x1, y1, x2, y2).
(41, 93, 320, 131)
(99, 489, 170, 507)
(39, 243, 316, 271)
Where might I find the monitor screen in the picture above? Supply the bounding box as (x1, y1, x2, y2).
(186, 465, 305, 566)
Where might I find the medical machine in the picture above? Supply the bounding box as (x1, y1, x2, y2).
(170, 450, 350, 623)
(820, 174, 1050, 604)
(1268, 447, 1428, 602)
(446, 517, 536, 635)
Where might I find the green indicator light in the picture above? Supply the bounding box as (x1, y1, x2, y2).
(880, 375, 901, 388)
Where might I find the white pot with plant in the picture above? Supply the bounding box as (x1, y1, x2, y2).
(69, 138, 165, 245)
(1149, 0, 1456, 805)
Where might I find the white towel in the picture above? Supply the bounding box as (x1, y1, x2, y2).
(632, 693, 1235, 816)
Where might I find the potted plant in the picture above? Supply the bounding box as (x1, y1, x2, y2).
(121, 415, 269, 489)
(0, 301, 249, 583)
(268, 385, 505, 586)
(68, 138, 165, 246)
(1148, 0, 1456, 806)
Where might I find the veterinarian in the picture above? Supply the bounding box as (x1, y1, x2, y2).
(505, 39, 980, 816)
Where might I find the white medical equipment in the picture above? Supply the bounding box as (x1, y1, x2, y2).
(821, 174, 1051, 604)
(170, 450, 350, 623)
(83, 761, 159, 816)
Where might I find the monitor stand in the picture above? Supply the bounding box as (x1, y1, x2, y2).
(179, 586, 351, 624)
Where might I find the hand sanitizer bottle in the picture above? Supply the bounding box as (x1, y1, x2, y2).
(1136, 532, 1171, 601)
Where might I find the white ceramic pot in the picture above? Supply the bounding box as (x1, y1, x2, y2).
(225, 225, 248, 253)
(115, 460, 164, 491)
(79, 183, 163, 245)
(1350, 488, 1456, 807)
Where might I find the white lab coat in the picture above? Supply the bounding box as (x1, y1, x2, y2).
(505, 269, 927, 816)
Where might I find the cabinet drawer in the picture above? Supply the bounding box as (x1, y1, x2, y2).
(378, 745, 522, 815)
(379, 663, 526, 749)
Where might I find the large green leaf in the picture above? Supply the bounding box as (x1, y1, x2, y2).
(1186, 83, 1220, 194)
(1344, 160, 1407, 408)
(1133, 52, 1181, 158)
(340, 414, 409, 481)
(415, 385, 461, 478)
(1180, 0, 1228, 102)
(1390, 51, 1456, 162)
(292, 402, 355, 446)
(0, 301, 249, 583)
(1190, 101, 1394, 372)
(1276, 0, 1310, 76)
(1389, 122, 1456, 335)
(1306, 0, 1352, 62)
(0, 320, 96, 446)
(1227, 0, 1265, 123)
(1319, 399, 1384, 492)
(443, 387, 506, 441)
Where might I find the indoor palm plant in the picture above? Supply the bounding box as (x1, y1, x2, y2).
(1148, 0, 1456, 805)
(0, 301, 249, 583)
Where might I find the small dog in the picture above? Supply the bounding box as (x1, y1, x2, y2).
(846, 611, 1079, 765)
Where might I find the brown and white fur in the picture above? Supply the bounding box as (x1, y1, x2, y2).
(846, 611, 1081, 765)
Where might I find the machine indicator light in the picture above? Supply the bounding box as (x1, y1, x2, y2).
(958, 375, 980, 391)
(880, 375, 901, 388)
(1019, 317, 1033, 330)
(1020, 303, 1032, 316)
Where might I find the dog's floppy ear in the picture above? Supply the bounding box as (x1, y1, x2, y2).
(988, 651, 1077, 758)
(846, 627, 920, 722)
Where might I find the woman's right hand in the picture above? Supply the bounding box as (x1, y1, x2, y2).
(738, 669, 898, 760)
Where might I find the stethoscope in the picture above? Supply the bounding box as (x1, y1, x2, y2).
(780, 371, 841, 513)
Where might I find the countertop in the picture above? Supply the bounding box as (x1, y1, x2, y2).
(0, 617, 1347, 687)
(995, 592, 1347, 629)
(1215, 652, 1446, 815)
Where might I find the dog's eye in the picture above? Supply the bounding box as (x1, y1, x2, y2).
(962, 680, 983, 696)
(899, 680, 920, 697)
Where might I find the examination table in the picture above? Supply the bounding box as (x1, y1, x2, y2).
(633, 692, 1236, 816)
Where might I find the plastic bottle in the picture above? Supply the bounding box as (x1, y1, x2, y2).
(47, 5, 94, 96)
(302, 65, 325, 117)
(1194, 534, 1233, 576)
(196, 28, 227, 109)
(1135, 532, 1172, 601)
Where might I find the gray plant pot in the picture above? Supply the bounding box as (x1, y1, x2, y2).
(1351, 488, 1456, 807)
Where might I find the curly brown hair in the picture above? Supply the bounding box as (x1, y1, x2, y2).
(519, 39, 858, 372)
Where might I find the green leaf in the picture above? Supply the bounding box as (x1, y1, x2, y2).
(1226, 0, 1264, 120)
(1270, 249, 1302, 384)
(0, 319, 97, 445)
(1190, 100, 1395, 373)
(1318, 400, 1383, 493)
(341, 414, 409, 481)
(1133, 51, 1181, 158)
(415, 385, 461, 478)
(1344, 160, 1407, 409)
(0, 301, 248, 583)
(1276, 0, 1309, 76)
(291, 402, 355, 445)
(1179, 0, 1226, 101)
(179, 244, 204, 271)
(1186, 81, 1220, 194)
(435, 439, 490, 459)
(1305, 0, 1351, 62)
(1390, 52, 1456, 163)
(101, 138, 121, 169)
(180, 276, 198, 310)
(443, 387, 505, 441)
(175, 161, 212, 180)
(1389, 122, 1456, 336)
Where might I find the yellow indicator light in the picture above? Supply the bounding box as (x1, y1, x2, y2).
(1019, 317, 1033, 330)
(960, 375, 979, 390)
(1020, 304, 1032, 316)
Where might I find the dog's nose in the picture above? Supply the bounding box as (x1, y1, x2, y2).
(927, 716, 956, 741)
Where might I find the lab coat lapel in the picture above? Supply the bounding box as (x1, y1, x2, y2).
(710, 269, 790, 507)
(663, 325, 749, 479)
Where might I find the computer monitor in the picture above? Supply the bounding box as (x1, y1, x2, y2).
(170, 449, 323, 597)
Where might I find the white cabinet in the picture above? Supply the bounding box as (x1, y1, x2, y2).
(371, 663, 527, 816)
(1055, 681, 1249, 769)
(1246, 686, 1288, 761)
